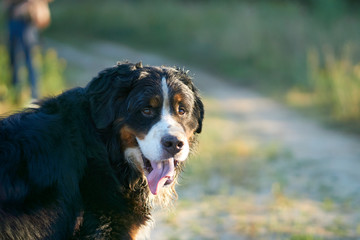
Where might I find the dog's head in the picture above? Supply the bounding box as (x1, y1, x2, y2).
(86, 62, 204, 197)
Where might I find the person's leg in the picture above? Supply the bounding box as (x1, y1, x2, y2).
(8, 20, 19, 88)
(23, 44, 38, 99)
(21, 23, 38, 99)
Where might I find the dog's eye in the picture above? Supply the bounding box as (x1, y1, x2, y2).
(178, 107, 186, 116)
(142, 107, 153, 116)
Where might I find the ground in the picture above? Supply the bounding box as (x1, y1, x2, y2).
(47, 40, 360, 240)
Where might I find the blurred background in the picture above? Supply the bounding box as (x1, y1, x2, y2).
(1, 0, 360, 239)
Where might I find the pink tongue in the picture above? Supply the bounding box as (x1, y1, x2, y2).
(146, 158, 175, 195)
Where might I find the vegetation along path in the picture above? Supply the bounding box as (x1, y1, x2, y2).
(49, 40, 360, 240)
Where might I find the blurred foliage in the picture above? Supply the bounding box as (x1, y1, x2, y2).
(43, 0, 360, 130)
(0, 45, 66, 114)
(308, 44, 360, 124)
(34, 47, 66, 97)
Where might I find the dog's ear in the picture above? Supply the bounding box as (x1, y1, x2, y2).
(176, 68, 204, 134)
(86, 62, 143, 129)
(194, 93, 204, 134)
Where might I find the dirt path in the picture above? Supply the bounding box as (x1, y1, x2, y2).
(48, 40, 360, 239)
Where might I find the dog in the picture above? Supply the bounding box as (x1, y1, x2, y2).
(0, 62, 204, 239)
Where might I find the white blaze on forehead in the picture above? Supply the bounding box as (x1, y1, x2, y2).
(136, 76, 189, 162)
(160, 77, 184, 134)
(161, 76, 170, 116)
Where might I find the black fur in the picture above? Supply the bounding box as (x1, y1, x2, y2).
(0, 62, 204, 239)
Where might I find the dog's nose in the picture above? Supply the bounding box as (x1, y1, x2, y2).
(161, 135, 184, 155)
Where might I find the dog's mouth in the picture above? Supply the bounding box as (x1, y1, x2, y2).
(142, 156, 179, 195)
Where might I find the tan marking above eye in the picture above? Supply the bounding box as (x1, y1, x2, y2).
(149, 95, 161, 108)
(173, 93, 183, 103)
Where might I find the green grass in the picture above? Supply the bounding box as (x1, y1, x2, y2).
(308, 45, 360, 122)
(0, 45, 66, 114)
(289, 235, 323, 240)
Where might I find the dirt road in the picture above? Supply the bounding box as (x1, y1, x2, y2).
(49, 40, 360, 239)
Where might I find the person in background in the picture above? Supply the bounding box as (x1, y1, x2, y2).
(4, 0, 51, 101)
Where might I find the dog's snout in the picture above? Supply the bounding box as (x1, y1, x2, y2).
(161, 135, 184, 155)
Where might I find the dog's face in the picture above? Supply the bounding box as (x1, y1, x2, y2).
(87, 63, 204, 196)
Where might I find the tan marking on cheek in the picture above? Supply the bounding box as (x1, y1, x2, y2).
(120, 126, 137, 149)
(120, 126, 145, 149)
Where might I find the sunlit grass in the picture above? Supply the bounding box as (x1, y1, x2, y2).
(308, 44, 360, 122)
(34, 47, 67, 97)
(160, 191, 358, 239)
(286, 44, 360, 131)
(166, 97, 360, 239)
(171, 184, 359, 239)
(182, 98, 262, 192)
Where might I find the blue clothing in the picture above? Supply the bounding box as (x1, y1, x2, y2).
(8, 18, 38, 99)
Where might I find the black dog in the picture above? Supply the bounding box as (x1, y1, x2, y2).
(0, 62, 204, 239)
